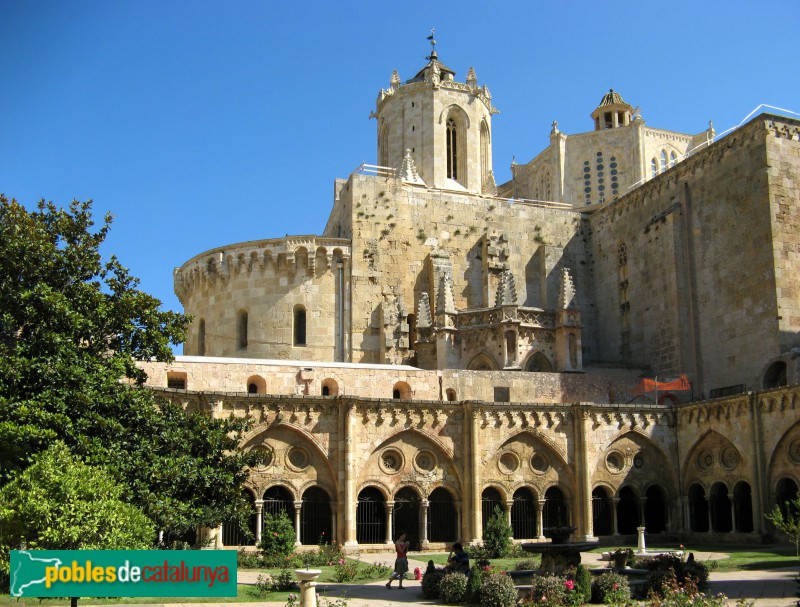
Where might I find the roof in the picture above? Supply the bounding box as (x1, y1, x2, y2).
(411, 50, 456, 82)
(597, 88, 628, 108)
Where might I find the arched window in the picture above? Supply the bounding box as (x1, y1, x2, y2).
(246, 375, 266, 394)
(651, 158, 658, 178)
(480, 120, 490, 191)
(617, 486, 639, 534)
(197, 318, 206, 356)
(392, 381, 411, 400)
(512, 488, 537, 539)
(293, 305, 306, 346)
(543, 487, 568, 533)
(669, 151, 678, 167)
(763, 361, 787, 388)
(356, 487, 386, 544)
(378, 123, 389, 167)
(237, 311, 248, 350)
(301, 487, 332, 545)
(660, 150, 668, 173)
(321, 379, 338, 397)
(446, 117, 458, 180)
(481, 487, 504, 536)
(446, 388, 456, 401)
(428, 487, 457, 542)
(592, 487, 613, 536)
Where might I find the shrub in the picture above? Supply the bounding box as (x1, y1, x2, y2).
(514, 558, 539, 570)
(422, 568, 446, 599)
(362, 561, 392, 577)
(465, 565, 484, 603)
(480, 572, 518, 607)
(238, 550, 263, 569)
(332, 558, 359, 582)
(528, 574, 567, 607)
(301, 539, 347, 567)
(483, 507, 513, 558)
(441, 571, 469, 604)
(574, 565, 591, 603)
(594, 571, 630, 605)
(255, 570, 296, 595)
(258, 511, 296, 557)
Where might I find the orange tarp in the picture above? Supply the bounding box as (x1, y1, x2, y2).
(632, 374, 691, 395)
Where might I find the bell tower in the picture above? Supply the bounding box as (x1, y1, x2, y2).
(372, 33, 499, 194)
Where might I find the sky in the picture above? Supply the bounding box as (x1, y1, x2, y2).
(2, 0, 798, 351)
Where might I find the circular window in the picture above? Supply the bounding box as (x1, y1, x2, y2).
(531, 452, 549, 474)
(606, 451, 624, 474)
(721, 447, 739, 470)
(697, 450, 713, 471)
(633, 453, 645, 469)
(789, 439, 800, 464)
(498, 452, 519, 474)
(379, 449, 403, 474)
(252, 444, 274, 469)
(287, 447, 309, 471)
(415, 450, 436, 472)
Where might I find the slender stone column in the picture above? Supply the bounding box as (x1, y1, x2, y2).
(294, 501, 303, 546)
(421, 500, 430, 547)
(255, 501, 264, 543)
(343, 404, 357, 545)
(706, 497, 713, 532)
(574, 408, 594, 539)
(681, 496, 690, 532)
(470, 408, 482, 544)
(536, 499, 545, 540)
(505, 499, 514, 533)
(386, 502, 395, 544)
(638, 497, 647, 527)
(612, 498, 620, 535)
(730, 493, 737, 533)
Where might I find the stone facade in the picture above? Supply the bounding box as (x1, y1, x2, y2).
(159, 50, 800, 549)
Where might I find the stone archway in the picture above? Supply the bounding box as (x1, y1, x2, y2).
(393, 486, 422, 549)
(356, 486, 386, 544)
(592, 486, 614, 536)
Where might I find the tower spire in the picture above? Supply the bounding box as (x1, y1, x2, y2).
(426, 28, 437, 60)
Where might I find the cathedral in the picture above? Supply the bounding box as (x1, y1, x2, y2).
(141, 45, 800, 550)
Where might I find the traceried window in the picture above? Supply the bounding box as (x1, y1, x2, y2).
(660, 150, 668, 173)
(446, 117, 458, 180)
(651, 158, 658, 178)
(670, 151, 678, 167)
(378, 123, 389, 167)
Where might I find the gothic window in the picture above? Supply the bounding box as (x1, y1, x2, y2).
(660, 150, 668, 173)
(651, 158, 658, 178)
(670, 151, 678, 167)
(480, 120, 490, 191)
(237, 310, 248, 350)
(293, 305, 306, 346)
(446, 117, 458, 180)
(378, 123, 389, 167)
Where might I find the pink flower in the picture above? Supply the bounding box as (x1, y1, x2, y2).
(564, 580, 574, 590)
(273, 532, 278, 537)
(540, 595, 547, 602)
(338, 558, 345, 565)
(613, 583, 619, 589)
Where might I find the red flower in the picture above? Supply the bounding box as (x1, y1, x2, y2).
(564, 580, 575, 590)
(613, 583, 619, 589)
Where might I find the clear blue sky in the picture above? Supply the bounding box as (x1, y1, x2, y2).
(2, 1, 798, 343)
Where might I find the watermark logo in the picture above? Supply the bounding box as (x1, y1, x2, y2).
(10, 550, 237, 598)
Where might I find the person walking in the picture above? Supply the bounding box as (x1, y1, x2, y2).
(386, 531, 410, 589)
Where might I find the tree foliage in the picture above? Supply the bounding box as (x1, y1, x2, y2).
(0, 196, 261, 538)
(482, 506, 513, 558)
(766, 496, 800, 556)
(0, 443, 154, 584)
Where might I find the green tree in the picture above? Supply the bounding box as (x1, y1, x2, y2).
(0, 196, 261, 539)
(482, 506, 513, 558)
(766, 495, 800, 556)
(0, 443, 154, 583)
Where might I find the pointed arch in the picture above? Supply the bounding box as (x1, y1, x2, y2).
(468, 352, 498, 371)
(523, 351, 553, 372)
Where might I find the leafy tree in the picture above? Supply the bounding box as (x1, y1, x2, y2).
(0, 196, 261, 539)
(0, 443, 154, 586)
(766, 495, 800, 556)
(482, 506, 513, 558)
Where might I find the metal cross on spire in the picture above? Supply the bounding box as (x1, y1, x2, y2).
(426, 28, 437, 60)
